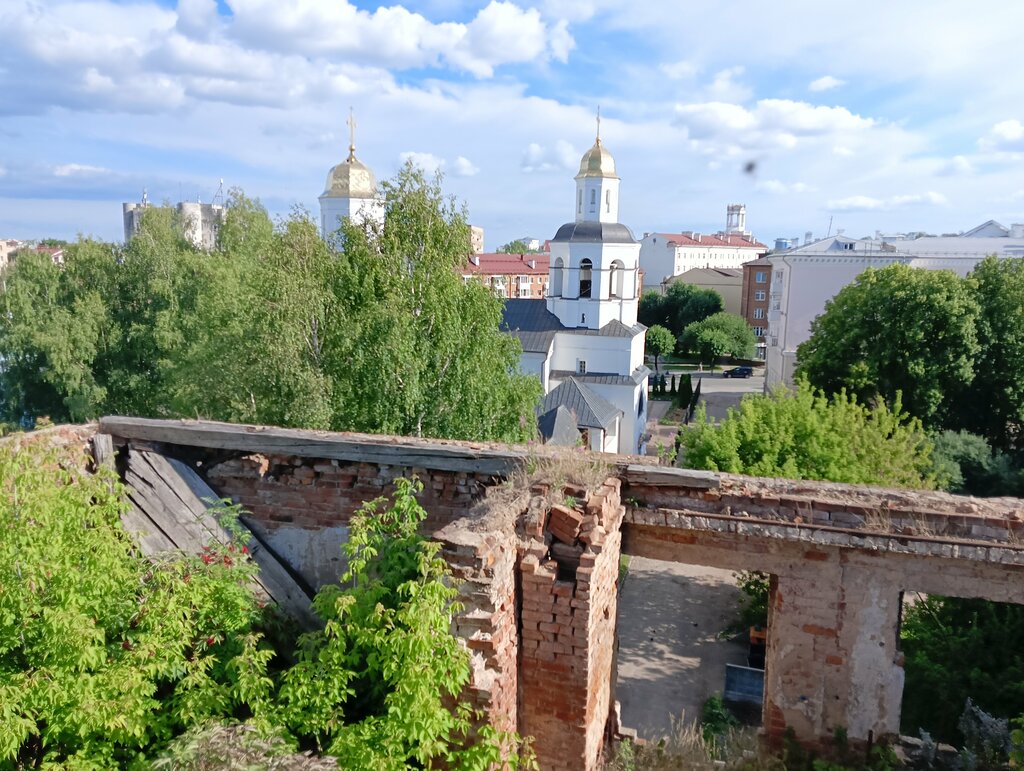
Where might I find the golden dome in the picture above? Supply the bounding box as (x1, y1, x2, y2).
(576, 138, 618, 179)
(322, 150, 377, 199)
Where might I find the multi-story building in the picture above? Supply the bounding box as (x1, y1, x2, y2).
(639, 211, 767, 289)
(765, 223, 1024, 388)
(501, 127, 649, 455)
(0, 239, 22, 270)
(123, 192, 225, 251)
(740, 256, 773, 358)
(464, 253, 550, 298)
(663, 267, 743, 314)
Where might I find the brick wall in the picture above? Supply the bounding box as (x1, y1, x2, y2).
(518, 479, 624, 770)
(205, 454, 492, 532)
(78, 419, 1024, 767)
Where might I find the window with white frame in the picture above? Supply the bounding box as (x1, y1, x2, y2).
(753, 307, 765, 319)
(754, 290, 766, 301)
(753, 326, 766, 337)
(577, 360, 587, 374)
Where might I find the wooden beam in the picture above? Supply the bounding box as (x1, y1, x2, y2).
(100, 417, 525, 476)
(122, 448, 319, 630)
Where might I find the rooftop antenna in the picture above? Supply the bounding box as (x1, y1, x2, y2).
(826, 215, 834, 237)
(141, 188, 149, 207)
(347, 106, 357, 162)
(212, 178, 225, 206)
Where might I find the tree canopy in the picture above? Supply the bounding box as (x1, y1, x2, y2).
(0, 166, 541, 442)
(678, 381, 938, 488)
(796, 264, 980, 430)
(638, 282, 722, 344)
(963, 257, 1024, 451)
(679, 312, 755, 365)
(644, 324, 676, 372)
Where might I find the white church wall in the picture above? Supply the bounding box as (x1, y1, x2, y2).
(549, 332, 633, 375)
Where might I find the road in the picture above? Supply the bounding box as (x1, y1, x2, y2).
(691, 371, 765, 422)
(615, 556, 748, 739)
(644, 370, 764, 458)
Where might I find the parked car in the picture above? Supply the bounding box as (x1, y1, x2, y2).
(723, 366, 753, 378)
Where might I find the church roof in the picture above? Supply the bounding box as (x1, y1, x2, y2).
(549, 367, 651, 386)
(321, 155, 377, 200)
(552, 221, 636, 244)
(501, 299, 646, 353)
(501, 299, 563, 353)
(576, 138, 618, 179)
(537, 405, 581, 446)
(540, 377, 621, 430)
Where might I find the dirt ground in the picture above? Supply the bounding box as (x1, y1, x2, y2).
(614, 556, 749, 740)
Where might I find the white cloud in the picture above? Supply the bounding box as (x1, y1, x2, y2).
(399, 151, 446, 174)
(53, 163, 111, 177)
(660, 60, 698, 80)
(833, 146, 854, 156)
(980, 119, 1024, 152)
(937, 155, 974, 176)
(827, 191, 947, 212)
(675, 98, 875, 154)
(757, 179, 815, 194)
(452, 156, 480, 177)
(521, 140, 578, 172)
(705, 66, 751, 102)
(809, 75, 844, 92)
(224, 0, 572, 78)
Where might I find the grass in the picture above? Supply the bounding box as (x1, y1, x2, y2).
(618, 554, 631, 586)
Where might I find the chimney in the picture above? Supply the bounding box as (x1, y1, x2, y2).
(469, 255, 480, 266)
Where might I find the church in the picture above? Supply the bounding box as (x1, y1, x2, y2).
(318, 117, 649, 455)
(500, 128, 650, 455)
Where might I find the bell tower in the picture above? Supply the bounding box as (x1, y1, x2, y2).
(574, 110, 620, 225)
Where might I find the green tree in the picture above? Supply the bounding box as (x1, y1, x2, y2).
(930, 430, 1021, 496)
(678, 382, 938, 488)
(679, 312, 755, 366)
(0, 441, 266, 766)
(638, 283, 722, 342)
(797, 264, 981, 429)
(645, 324, 676, 372)
(965, 257, 1024, 450)
(901, 596, 1024, 745)
(498, 239, 536, 253)
(0, 172, 541, 443)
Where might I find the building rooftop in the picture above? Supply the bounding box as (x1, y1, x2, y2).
(652, 232, 767, 249)
(465, 253, 550, 275)
(552, 221, 636, 244)
(501, 299, 646, 353)
(540, 377, 621, 430)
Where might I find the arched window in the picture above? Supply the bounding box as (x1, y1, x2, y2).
(551, 257, 564, 296)
(579, 258, 593, 298)
(577, 189, 582, 214)
(590, 189, 596, 206)
(605, 189, 611, 213)
(609, 259, 624, 298)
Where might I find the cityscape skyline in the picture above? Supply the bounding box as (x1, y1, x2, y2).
(3, 0, 1024, 249)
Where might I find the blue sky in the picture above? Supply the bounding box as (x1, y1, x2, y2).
(3, 0, 1024, 249)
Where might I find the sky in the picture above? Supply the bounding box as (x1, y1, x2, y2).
(3, 0, 1024, 250)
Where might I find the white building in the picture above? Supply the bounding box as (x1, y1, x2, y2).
(123, 191, 225, 250)
(502, 130, 650, 455)
(319, 113, 384, 241)
(765, 224, 1024, 388)
(639, 212, 767, 290)
(0, 239, 22, 270)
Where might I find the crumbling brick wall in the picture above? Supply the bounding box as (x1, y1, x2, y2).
(518, 479, 624, 770)
(84, 419, 1024, 768)
(206, 454, 491, 531)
